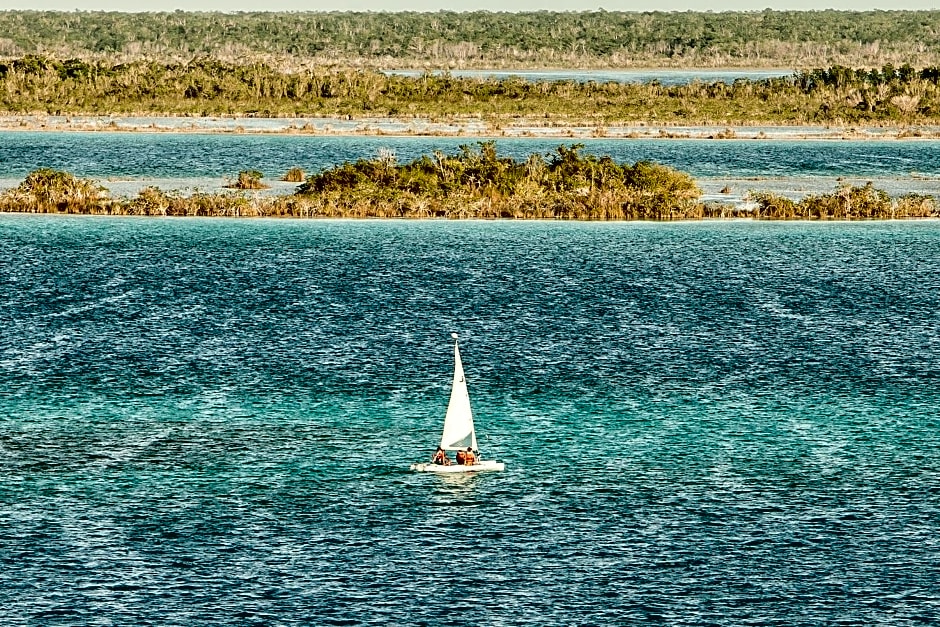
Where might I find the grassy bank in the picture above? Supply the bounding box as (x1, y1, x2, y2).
(1, 145, 937, 220)
(4, 57, 940, 127)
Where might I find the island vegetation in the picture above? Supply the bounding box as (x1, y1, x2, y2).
(749, 184, 937, 220)
(1, 144, 936, 220)
(2, 12, 934, 222)
(1, 10, 939, 69)
(3, 56, 940, 127)
(225, 169, 268, 190)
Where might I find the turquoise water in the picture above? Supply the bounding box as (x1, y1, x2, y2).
(2, 131, 939, 180)
(1, 216, 938, 624)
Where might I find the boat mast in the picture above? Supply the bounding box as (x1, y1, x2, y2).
(439, 333, 478, 451)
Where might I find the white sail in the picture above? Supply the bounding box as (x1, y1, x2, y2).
(438, 338, 478, 452)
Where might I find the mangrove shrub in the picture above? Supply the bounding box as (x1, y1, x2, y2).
(1, 160, 937, 220)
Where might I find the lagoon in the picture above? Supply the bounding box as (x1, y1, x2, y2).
(1, 217, 938, 623)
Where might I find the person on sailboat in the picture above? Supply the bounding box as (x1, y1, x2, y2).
(463, 447, 476, 466)
(431, 446, 451, 466)
(455, 449, 466, 465)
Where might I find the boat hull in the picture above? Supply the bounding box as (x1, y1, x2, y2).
(410, 460, 505, 473)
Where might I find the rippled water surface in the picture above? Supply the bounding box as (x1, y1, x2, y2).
(4, 132, 940, 180)
(2, 217, 939, 624)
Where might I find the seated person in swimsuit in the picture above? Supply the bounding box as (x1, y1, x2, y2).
(431, 446, 451, 465)
(462, 447, 476, 465)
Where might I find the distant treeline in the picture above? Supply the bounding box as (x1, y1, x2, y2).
(1, 144, 936, 220)
(0, 10, 939, 69)
(3, 56, 940, 125)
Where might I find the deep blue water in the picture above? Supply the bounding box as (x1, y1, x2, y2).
(1, 216, 939, 624)
(2, 131, 940, 181)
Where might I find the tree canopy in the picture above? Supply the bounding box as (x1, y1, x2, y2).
(1, 10, 939, 68)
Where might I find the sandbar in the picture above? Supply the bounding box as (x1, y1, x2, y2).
(2, 114, 939, 141)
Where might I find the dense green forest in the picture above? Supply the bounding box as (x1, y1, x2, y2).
(1, 145, 936, 220)
(2, 56, 940, 126)
(1, 10, 939, 68)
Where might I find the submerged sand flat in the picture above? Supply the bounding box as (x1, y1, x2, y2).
(2, 115, 939, 141)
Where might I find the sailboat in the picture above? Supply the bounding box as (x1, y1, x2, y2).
(410, 334, 505, 473)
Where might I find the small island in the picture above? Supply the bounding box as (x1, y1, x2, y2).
(1, 143, 935, 220)
(1, 56, 940, 131)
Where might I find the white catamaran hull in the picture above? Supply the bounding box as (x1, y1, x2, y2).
(410, 460, 505, 473)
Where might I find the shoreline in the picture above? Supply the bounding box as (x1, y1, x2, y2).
(2, 115, 939, 141)
(2, 209, 939, 223)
